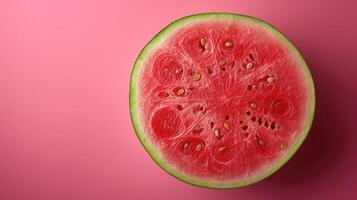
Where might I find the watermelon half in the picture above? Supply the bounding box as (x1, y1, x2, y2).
(130, 13, 315, 189)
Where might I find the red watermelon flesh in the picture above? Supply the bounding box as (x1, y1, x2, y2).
(130, 14, 315, 188)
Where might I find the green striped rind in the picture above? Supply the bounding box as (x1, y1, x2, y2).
(129, 13, 315, 189)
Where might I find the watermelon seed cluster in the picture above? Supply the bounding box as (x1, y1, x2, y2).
(246, 108, 280, 131)
(139, 17, 312, 183)
(154, 27, 289, 167)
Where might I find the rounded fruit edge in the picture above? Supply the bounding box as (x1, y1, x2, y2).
(129, 12, 316, 189)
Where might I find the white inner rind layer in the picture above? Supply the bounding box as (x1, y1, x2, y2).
(129, 13, 315, 189)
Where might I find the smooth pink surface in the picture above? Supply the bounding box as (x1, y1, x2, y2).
(0, 1, 356, 200)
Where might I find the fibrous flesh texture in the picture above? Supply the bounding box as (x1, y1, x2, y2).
(130, 14, 315, 188)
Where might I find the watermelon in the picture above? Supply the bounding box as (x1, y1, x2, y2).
(129, 13, 315, 188)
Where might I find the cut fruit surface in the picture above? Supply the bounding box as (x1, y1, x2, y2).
(130, 13, 315, 188)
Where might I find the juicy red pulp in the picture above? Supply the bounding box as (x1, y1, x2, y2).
(139, 21, 309, 180)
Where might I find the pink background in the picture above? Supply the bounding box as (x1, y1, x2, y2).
(0, 0, 356, 199)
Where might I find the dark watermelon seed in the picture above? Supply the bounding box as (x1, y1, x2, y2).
(224, 115, 230, 120)
(210, 122, 215, 128)
(258, 117, 263, 125)
(177, 105, 183, 111)
(208, 68, 214, 75)
(246, 111, 251, 116)
(251, 116, 256, 122)
(247, 84, 257, 91)
(248, 53, 255, 61)
(271, 121, 276, 130)
(241, 125, 248, 131)
(247, 85, 252, 91)
(264, 121, 269, 128)
(193, 105, 205, 114)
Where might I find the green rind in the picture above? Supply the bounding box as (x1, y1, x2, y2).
(129, 13, 315, 189)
